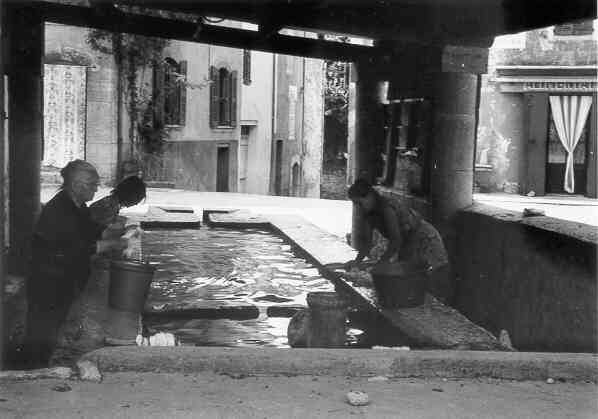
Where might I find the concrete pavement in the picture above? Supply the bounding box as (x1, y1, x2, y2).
(474, 192, 598, 226)
(0, 372, 595, 419)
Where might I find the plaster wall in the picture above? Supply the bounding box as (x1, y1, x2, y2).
(160, 140, 238, 191)
(240, 51, 274, 195)
(159, 41, 242, 143)
(272, 53, 324, 197)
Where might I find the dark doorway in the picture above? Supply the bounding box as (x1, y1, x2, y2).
(216, 146, 229, 192)
(291, 162, 300, 196)
(546, 111, 589, 195)
(274, 140, 283, 195)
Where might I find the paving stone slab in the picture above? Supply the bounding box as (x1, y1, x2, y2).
(207, 210, 270, 229)
(127, 206, 201, 229)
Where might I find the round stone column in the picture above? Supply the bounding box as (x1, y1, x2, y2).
(429, 72, 479, 228)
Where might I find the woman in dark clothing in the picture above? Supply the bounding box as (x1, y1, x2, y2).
(24, 160, 127, 368)
(89, 175, 146, 227)
(345, 178, 452, 303)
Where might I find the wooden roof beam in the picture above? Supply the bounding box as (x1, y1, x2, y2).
(36, 1, 380, 62)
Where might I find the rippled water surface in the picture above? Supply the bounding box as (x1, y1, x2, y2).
(142, 227, 343, 348)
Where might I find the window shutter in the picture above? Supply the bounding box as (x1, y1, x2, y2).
(153, 63, 165, 127)
(230, 70, 237, 127)
(222, 70, 231, 125)
(243, 50, 251, 85)
(178, 60, 187, 126)
(209, 65, 219, 128)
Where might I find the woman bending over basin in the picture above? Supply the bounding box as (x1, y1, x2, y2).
(345, 178, 452, 304)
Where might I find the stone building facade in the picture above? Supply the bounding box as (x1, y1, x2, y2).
(270, 50, 325, 198)
(43, 23, 325, 197)
(475, 20, 597, 197)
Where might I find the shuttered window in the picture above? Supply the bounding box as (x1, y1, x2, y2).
(209, 66, 237, 128)
(153, 58, 187, 126)
(243, 50, 252, 85)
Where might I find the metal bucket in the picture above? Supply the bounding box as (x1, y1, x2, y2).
(108, 260, 156, 313)
(371, 262, 428, 308)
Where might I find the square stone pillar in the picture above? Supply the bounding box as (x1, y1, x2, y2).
(6, 6, 44, 275)
(350, 59, 386, 252)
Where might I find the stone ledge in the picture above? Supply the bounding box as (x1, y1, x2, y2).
(127, 206, 201, 229)
(463, 202, 597, 244)
(207, 210, 270, 229)
(81, 346, 598, 382)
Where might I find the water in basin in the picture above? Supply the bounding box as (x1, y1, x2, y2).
(142, 227, 364, 348)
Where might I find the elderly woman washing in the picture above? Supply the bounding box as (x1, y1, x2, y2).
(23, 160, 128, 368)
(345, 178, 452, 304)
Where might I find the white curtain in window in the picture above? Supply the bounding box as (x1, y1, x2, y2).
(549, 95, 592, 193)
(43, 64, 87, 168)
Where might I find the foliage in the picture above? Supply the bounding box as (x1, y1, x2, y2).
(86, 29, 170, 158)
(321, 35, 350, 126)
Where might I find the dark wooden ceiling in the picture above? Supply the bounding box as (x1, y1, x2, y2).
(106, 0, 597, 45)
(11, 0, 598, 61)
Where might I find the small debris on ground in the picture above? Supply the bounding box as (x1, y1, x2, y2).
(346, 390, 370, 406)
(52, 383, 72, 392)
(432, 388, 444, 392)
(76, 360, 102, 382)
(546, 378, 555, 384)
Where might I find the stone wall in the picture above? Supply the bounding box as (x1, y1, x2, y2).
(455, 204, 597, 352)
(240, 50, 274, 195)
